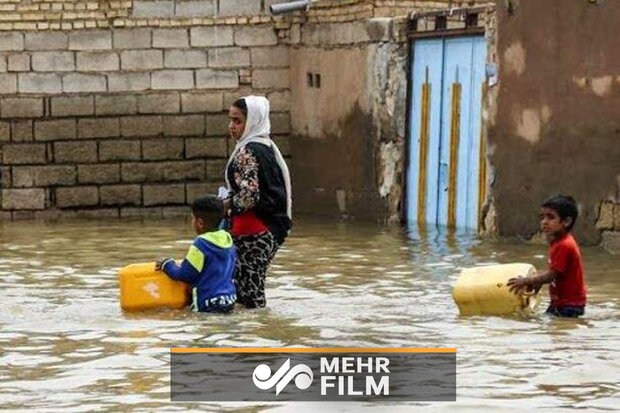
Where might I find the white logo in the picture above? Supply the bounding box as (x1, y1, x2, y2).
(253, 358, 313, 395)
(143, 282, 160, 299)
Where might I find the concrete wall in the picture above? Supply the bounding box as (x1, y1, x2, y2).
(488, 0, 620, 245)
(0, 0, 293, 219)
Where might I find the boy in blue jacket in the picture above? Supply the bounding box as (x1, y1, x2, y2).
(156, 196, 237, 313)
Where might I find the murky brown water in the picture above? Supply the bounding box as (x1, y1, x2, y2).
(0, 217, 618, 411)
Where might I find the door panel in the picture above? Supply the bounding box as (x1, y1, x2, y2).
(407, 35, 487, 230)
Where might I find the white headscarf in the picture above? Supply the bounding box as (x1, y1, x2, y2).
(225, 95, 292, 220)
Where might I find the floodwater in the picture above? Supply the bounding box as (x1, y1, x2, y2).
(0, 217, 618, 412)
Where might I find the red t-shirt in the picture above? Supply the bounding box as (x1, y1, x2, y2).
(548, 233, 587, 307)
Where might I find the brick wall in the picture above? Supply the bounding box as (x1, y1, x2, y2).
(0, 0, 295, 219)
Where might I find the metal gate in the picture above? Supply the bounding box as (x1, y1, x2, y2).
(406, 36, 487, 230)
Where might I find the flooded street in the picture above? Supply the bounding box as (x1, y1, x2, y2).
(0, 217, 618, 411)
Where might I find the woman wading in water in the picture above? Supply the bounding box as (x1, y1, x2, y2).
(224, 96, 292, 308)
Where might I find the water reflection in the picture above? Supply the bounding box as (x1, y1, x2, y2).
(0, 217, 618, 410)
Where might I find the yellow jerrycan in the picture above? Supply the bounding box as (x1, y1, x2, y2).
(452, 263, 541, 316)
(119, 262, 190, 312)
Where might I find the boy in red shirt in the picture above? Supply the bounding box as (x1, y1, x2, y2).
(508, 195, 587, 317)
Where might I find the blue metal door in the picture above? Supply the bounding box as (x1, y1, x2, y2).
(406, 36, 486, 230)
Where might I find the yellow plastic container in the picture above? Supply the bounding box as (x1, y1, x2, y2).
(119, 262, 190, 312)
(452, 263, 540, 316)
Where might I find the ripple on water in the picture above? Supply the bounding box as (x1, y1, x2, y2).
(0, 218, 618, 410)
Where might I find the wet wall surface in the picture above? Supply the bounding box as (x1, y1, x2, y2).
(490, 0, 620, 244)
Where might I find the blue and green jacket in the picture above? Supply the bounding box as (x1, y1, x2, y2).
(161, 230, 237, 312)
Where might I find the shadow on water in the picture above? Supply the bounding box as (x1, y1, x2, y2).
(0, 217, 618, 411)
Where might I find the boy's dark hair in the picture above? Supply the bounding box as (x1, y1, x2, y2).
(191, 195, 224, 228)
(542, 195, 579, 230)
(232, 98, 247, 117)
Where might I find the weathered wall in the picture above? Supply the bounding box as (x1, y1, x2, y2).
(489, 0, 620, 245)
(0, 0, 293, 219)
(285, 0, 489, 220)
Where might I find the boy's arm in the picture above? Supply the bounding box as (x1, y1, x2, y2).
(157, 241, 204, 284)
(508, 270, 558, 294)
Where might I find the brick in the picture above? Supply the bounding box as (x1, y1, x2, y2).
(175, 0, 215, 18)
(0, 56, 6, 72)
(1, 166, 11, 188)
(18, 73, 62, 93)
(270, 113, 290, 134)
(63, 73, 106, 93)
(0, 33, 24, 51)
(196, 68, 238, 89)
(12, 210, 36, 220)
(74, 208, 119, 218)
(164, 49, 206, 68)
(121, 206, 163, 218)
(77, 51, 119, 71)
(142, 138, 184, 160)
(133, 0, 174, 18)
(31, 52, 74, 72)
(186, 182, 220, 202)
(1, 97, 43, 118)
(251, 46, 289, 67)
(163, 114, 205, 136)
(252, 69, 288, 89)
(34, 119, 77, 141)
(190, 26, 233, 47)
(205, 161, 228, 182)
(223, 88, 251, 108)
(69, 31, 111, 50)
(0, 74, 17, 94)
(78, 118, 121, 138)
(2, 188, 45, 210)
(143, 183, 185, 206)
(113, 28, 151, 49)
(7, 54, 29, 72)
(218, 0, 260, 17)
(100, 184, 141, 205)
(78, 164, 120, 184)
(11, 120, 33, 142)
(163, 206, 190, 217)
(208, 47, 250, 68)
(25, 32, 68, 50)
(0, 121, 9, 141)
(235, 26, 278, 47)
(99, 140, 141, 161)
(107, 72, 150, 92)
(13, 165, 76, 187)
(205, 113, 228, 136)
(181, 92, 223, 113)
(267, 90, 290, 111)
(54, 141, 97, 163)
(95, 95, 137, 115)
(151, 70, 194, 90)
(55, 186, 99, 208)
(121, 160, 204, 182)
(51, 96, 94, 117)
(186, 137, 227, 158)
(121, 115, 163, 137)
(163, 161, 206, 181)
(153, 29, 188, 48)
(138, 94, 180, 114)
(120, 50, 163, 70)
(2, 144, 46, 164)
